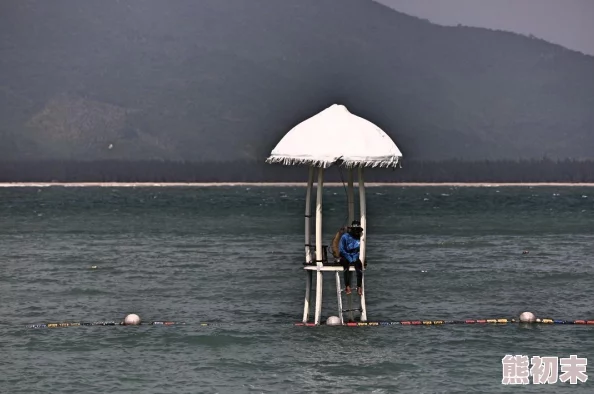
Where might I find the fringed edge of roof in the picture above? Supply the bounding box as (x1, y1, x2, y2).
(265, 156, 402, 169)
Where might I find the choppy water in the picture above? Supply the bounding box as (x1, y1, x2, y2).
(1, 185, 594, 393)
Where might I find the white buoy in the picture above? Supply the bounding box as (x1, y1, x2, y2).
(519, 311, 536, 323)
(326, 316, 342, 326)
(124, 314, 141, 325)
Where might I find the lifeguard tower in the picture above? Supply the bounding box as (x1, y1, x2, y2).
(266, 104, 403, 326)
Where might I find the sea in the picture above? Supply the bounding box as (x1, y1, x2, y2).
(1, 185, 593, 393)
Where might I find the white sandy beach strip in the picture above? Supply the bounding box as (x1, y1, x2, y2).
(2, 182, 594, 188)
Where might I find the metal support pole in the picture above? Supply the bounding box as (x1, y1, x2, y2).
(335, 271, 344, 325)
(358, 167, 368, 322)
(303, 270, 312, 322)
(347, 168, 355, 223)
(314, 168, 324, 325)
(304, 166, 314, 263)
(302, 166, 314, 323)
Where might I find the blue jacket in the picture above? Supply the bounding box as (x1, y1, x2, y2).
(339, 232, 360, 263)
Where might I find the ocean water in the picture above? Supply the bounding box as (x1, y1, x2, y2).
(1, 185, 594, 393)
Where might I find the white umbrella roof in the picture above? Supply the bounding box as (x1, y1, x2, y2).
(266, 104, 403, 168)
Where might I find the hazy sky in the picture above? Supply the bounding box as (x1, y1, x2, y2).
(375, 0, 594, 56)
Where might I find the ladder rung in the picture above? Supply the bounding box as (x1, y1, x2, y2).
(342, 308, 361, 312)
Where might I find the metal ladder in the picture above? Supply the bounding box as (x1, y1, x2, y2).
(335, 271, 363, 324)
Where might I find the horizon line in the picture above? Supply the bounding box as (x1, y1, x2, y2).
(2, 182, 594, 188)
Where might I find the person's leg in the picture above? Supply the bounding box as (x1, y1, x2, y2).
(355, 259, 363, 295)
(340, 257, 352, 294)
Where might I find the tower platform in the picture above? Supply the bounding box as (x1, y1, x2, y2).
(303, 265, 356, 271)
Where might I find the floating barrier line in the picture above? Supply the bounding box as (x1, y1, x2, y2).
(26, 321, 186, 329)
(296, 318, 594, 326)
(23, 317, 594, 329)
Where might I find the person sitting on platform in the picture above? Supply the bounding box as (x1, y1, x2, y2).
(339, 220, 364, 296)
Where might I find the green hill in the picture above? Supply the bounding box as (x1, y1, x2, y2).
(1, 0, 592, 162)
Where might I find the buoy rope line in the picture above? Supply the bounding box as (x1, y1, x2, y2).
(298, 318, 594, 327)
(26, 321, 186, 329)
(22, 318, 594, 329)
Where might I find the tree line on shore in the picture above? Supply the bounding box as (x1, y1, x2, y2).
(0, 159, 592, 183)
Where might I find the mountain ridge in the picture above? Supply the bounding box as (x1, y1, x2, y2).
(1, 0, 592, 162)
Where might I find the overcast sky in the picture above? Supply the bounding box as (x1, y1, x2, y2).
(375, 0, 594, 56)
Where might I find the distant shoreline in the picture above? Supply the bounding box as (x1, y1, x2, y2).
(2, 182, 594, 188)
